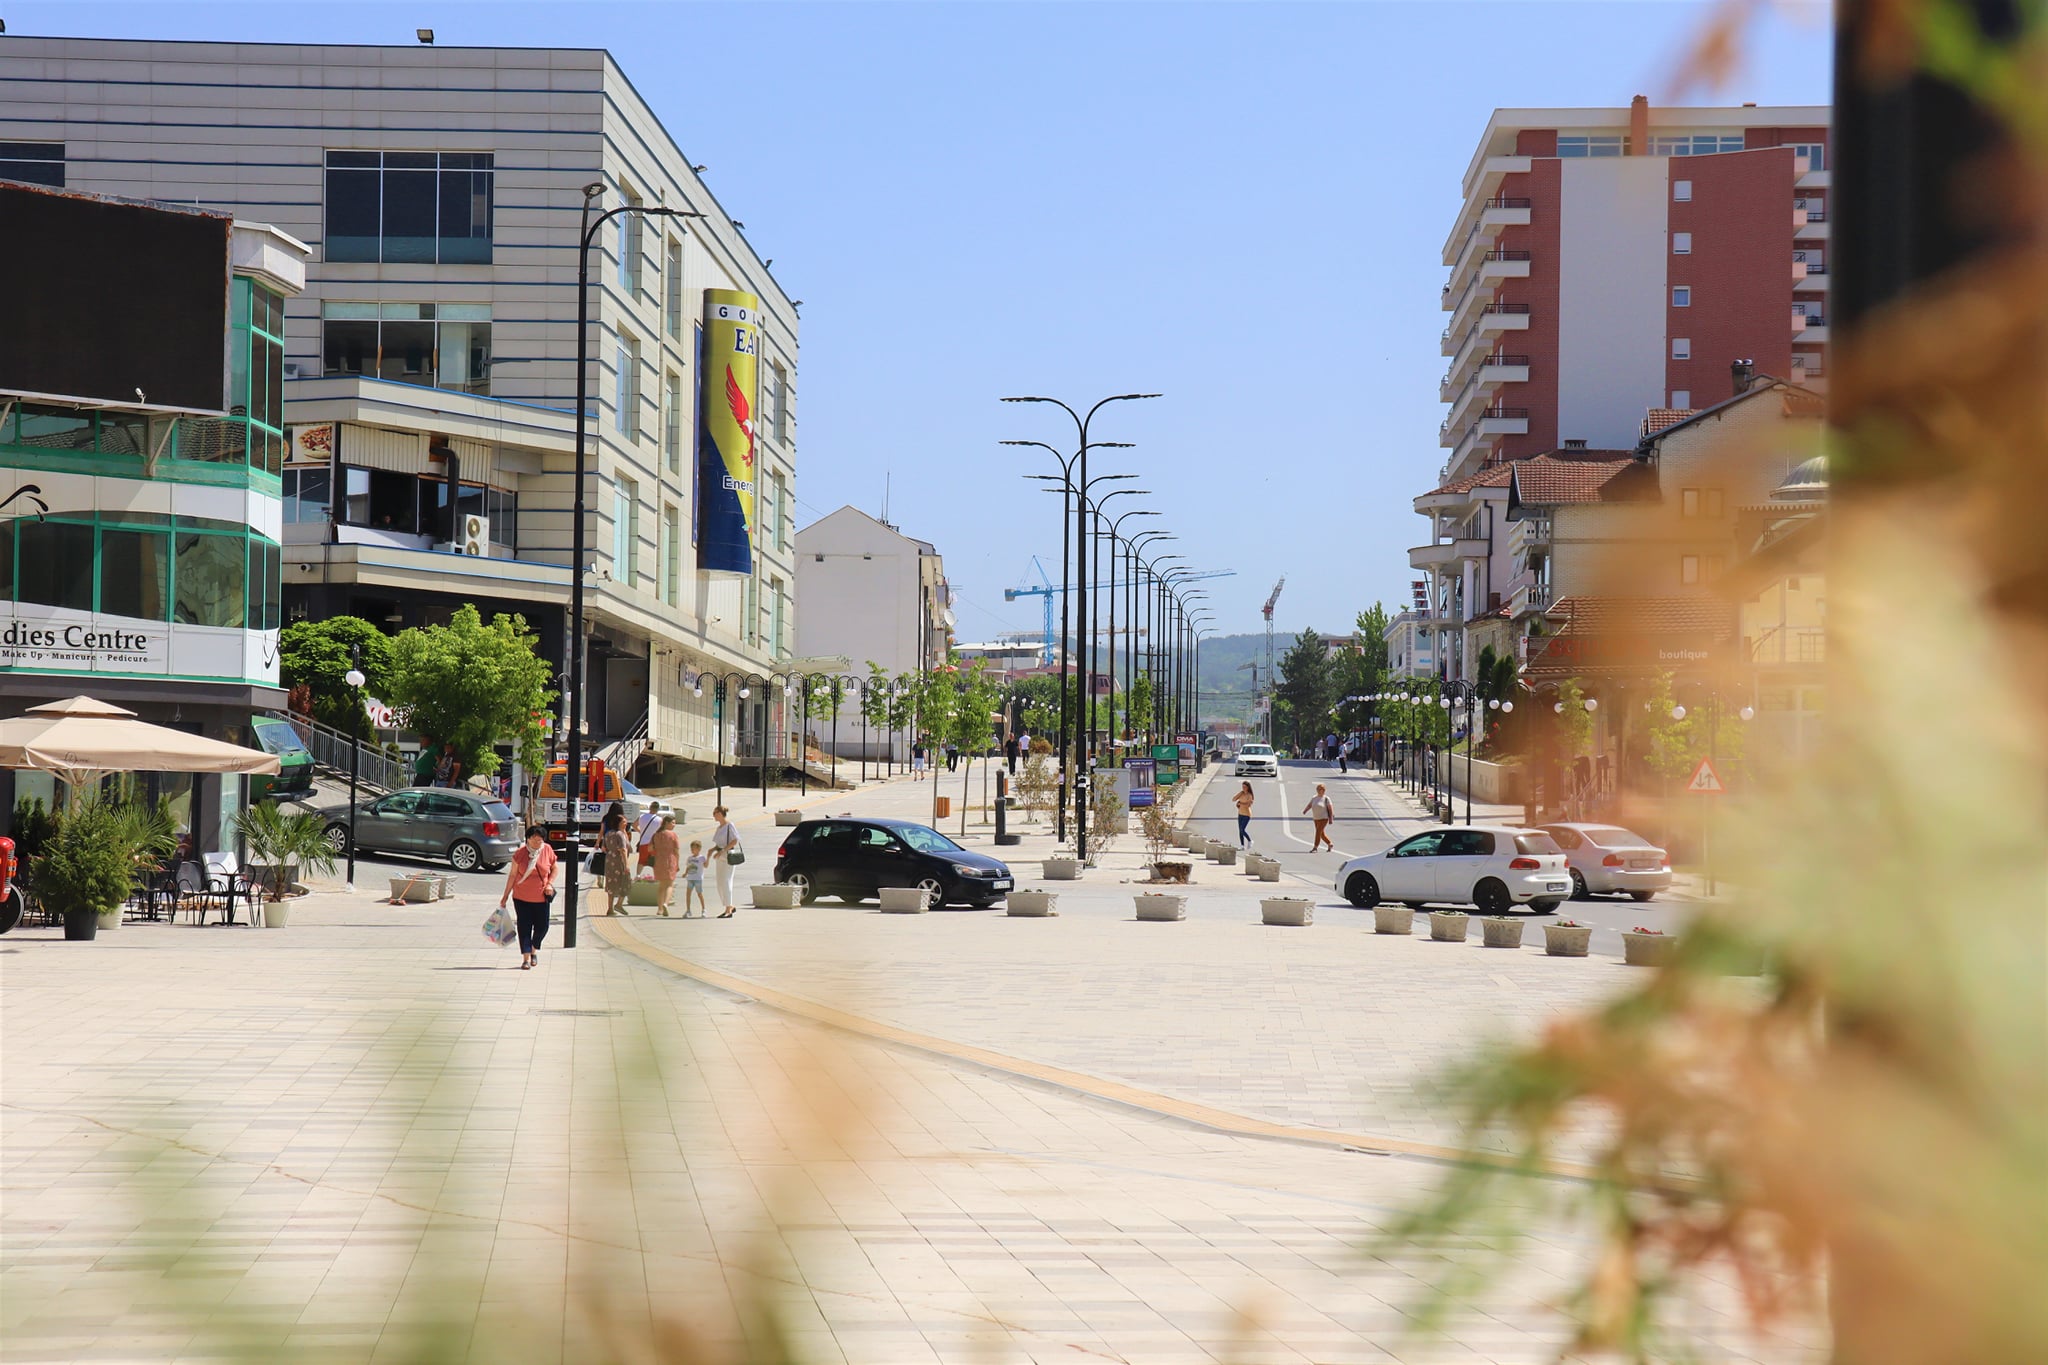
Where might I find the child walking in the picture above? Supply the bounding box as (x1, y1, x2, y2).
(682, 840, 709, 918)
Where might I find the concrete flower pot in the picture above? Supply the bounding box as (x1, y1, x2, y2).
(774, 810, 803, 827)
(262, 901, 290, 929)
(1149, 861, 1191, 884)
(95, 906, 123, 932)
(1544, 923, 1593, 957)
(1623, 930, 1675, 966)
(879, 887, 930, 914)
(388, 875, 438, 904)
(1259, 897, 1312, 927)
(1041, 857, 1081, 881)
(1374, 905, 1416, 935)
(1006, 890, 1058, 917)
(1253, 858, 1281, 883)
(1208, 844, 1237, 866)
(1429, 910, 1471, 942)
(1481, 916, 1526, 948)
(1135, 893, 1187, 921)
(751, 883, 800, 908)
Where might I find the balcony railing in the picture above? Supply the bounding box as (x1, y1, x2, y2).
(1482, 196, 1533, 209)
(1483, 353, 1531, 369)
(1801, 263, 1828, 275)
(1482, 249, 1533, 262)
(1480, 405, 1531, 420)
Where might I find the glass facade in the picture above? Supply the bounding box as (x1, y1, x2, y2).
(321, 302, 491, 393)
(0, 511, 279, 631)
(324, 151, 494, 264)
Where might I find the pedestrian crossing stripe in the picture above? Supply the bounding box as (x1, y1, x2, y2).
(1685, 757, 1725, 794)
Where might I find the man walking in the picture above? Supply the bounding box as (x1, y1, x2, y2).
(1003, 733, 1020, 776)
(1302, 783, 1336, 852)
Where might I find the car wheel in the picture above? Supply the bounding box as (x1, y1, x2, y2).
(1344, 872, 1380, 908)
(1569, 869, 1591, 900)
(448, 839, 482, 872)
(481, 862, 506, 874)
(1630, 891, 1658, 903)
(784, 873, 815, 905)
(1473, 879, 1511, 916)
(324, 823, 351, 857)
(1528, 898, 1563, 914)
(1403, 902, 1426, 910)
(914, 875, 947, 908)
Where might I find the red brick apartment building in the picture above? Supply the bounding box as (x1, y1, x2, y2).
(1439, 98, 1830, 481)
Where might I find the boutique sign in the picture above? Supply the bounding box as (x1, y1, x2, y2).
(1, 605, 171, 673)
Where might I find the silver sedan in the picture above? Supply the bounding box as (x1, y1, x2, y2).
(1539, 823, 1672, 902)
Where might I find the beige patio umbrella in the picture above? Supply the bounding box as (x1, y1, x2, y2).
(0, 695, 279, 795)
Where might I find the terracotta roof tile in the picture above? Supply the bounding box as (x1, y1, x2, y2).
(1544, 595, 1737, 640)
(1508, 455, 1635, 505)
(1642, 408, 1695, 434)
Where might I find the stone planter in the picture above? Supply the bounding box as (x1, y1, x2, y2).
(1149, 861, 1191, 884)
(751, 883, 801, 909)
(1170, 829, 1195, 850)
(1429, 910, 1471, 942)
(95, 906, 123, 932)
(1208, 844, 1237, 866)
(1041, 857, 1081, 881)
(774, 810, 803, 827)
(1253, 858, 1282, 883)
(1481, 916, 1526, 949)
(879, 887, 930, 914)
(1544, 923, 1593, 957)
(1259, 897, 1313, 927)
(1006, 890, 1058, 917)
(1623, 931, 1676, 966)
(63, 906, 98, 941)
(262, 901, 290, 929)
(388, 875, 439, 904)
(1134, 893, 1187, 921)
(1373, 905, 1416, 935)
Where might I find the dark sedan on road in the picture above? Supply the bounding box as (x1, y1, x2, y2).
(321, 787, 522, 872)
(773, 817, 1014, 908)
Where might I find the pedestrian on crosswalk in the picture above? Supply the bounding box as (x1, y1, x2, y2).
(1303, 784, 1336, 852)
(1233, 782, 1255, 847)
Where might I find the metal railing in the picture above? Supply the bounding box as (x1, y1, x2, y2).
(289, 716, 408, 794)
(598, 709, 651, 779)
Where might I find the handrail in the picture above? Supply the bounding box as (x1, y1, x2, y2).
(1482, 249, 1533, 262)
(1480, 406, 1531, 420)
(1482, 196, 1532, 209)
(288, 715, 407, 794)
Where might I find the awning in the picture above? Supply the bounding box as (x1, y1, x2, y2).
(0, 695, 280, 793)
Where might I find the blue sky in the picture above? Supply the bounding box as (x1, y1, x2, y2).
(18, 1, 1833, 642)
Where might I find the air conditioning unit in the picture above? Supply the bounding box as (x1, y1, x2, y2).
(460, 514, 491, 556)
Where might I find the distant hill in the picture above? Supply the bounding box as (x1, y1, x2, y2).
(1196, 632, 1280, 727)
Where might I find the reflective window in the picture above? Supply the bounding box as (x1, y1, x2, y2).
(100, 527, 171, 621)
(324, 151, 494, 264)
(322, 302, 490, 394)
(13, 521, 94, 610)
(174, 532, 246, 627)
(284, 469, 332, 523)
(0, 140, 64, 186)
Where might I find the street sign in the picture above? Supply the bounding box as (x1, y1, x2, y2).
(1685, 757, 1726, 794)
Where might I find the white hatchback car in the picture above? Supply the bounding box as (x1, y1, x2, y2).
(1539, 823, 1672, 902)
(1335, 825, 1571, 915)
(1235, 743, 1279, 777)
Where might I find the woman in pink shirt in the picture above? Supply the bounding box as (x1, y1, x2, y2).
(498, 826, 559, 970)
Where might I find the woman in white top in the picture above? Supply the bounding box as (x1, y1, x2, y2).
(709, 806, 741, 918)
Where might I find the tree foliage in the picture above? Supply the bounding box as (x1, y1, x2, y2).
(279, 616, 395, 730)
(1274, 628, 1334, 749)
(384, 605, 555, 779)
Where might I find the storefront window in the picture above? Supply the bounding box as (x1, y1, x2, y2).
(246, 540, 281, 631)
(283, 469, 332, 523)
(173, 532, 245, 628)
(322, 302, 490, 394)
(99, 527, 171, 620)
(14, 521, 93, 610)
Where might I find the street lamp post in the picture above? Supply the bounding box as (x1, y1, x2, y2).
(566, 183, 703, 950)
(1097, 498, 1155, 753)
(1127, 532, 1173, 731)
(344, 646, 365, 891)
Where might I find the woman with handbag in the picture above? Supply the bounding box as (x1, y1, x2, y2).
(709, 806, 742, 918)
(498, 826, 558, 969)
(599, 808, 632, 916)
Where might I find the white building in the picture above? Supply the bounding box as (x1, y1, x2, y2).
(0, 35, 800, 786)
(793, 506, 951, 759)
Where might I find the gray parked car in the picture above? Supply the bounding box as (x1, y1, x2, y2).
(322, 787, 521, 872)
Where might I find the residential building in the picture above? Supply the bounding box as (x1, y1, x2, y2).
(1383, 609, 1435, 679)
(0, 35, 800, 787)
(1, 181, 308, 847)
(793, 506, 952, 759)
(1439, 97, 1830, 481)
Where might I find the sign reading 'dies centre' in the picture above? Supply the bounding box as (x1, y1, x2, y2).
(1, 606, 170, 672)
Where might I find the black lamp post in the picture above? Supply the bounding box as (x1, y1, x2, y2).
(565, 183, 703, 950)
(343, 644, 365, 891)
(1096, 498, 1155, 752)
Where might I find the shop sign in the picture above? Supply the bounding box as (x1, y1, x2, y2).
(1, 604, 168, 673)
(1151, 743, 1181, 786)
(1126, 757, 1156, 807)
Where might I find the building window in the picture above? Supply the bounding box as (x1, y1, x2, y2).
(1681, 554, 1700, 585)
(1791, 141, 1826, 170)
(770, 471, 788, 552)
(0, 141, 64, 187)
(283, 468, 332, 523)
(1705, 489, 1724, 518)
(324, 151, 493, 264)
(763, 361, 790, 445)
(1671, 286, 1692, 308)
(1673, 179, 1693, 202)
(322, 302, 491, 394)
(1651, 134, 1746, 157)
(1556, 134, 1626, 157)
(1671, 337, 1691, 360)
(662, 502, 681, 606)
(613, 478, 639, 584)
(619, 183, 644, 295)
(1670, 390, 1691, 409)
(664, 238, 684, 339)
(663, 370, 683, 474)
(1681, 488, 1700, 518)
(1672, 231, 1692, 255)
(615, 332, 642, 437)
(745, 572, 759, 645)
(770, 575, 786, 657)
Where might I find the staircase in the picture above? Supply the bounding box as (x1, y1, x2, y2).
(290, 717, 408, 795)
(597, 710, 651, 781)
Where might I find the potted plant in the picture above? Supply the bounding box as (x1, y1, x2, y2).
(879, 886, 930, 913)
(1374, 904, 1415, 935)
(774, 808, 803, 827)
(1135, 892, 1187, 921)
(1139, 794, 1190, 884)
(31, 800, 138, 941)
(1481, 915, 1526, 948)
(1259, 896, 1313, 927)
(1544, 919, 1593, 957)
(750, 882, 800, 908)
(235, 801, 338, 921)
(1251, 856, 1282, 883)
(1006, 889, 1058, 917)
(1041, 854, 1082, 881)
(1208, 842, 1237, 867)
(1429, 909, 1471, 942)
(1623, 924, 1675, 966)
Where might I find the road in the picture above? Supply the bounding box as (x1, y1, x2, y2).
(1181, 758, 1697, 958)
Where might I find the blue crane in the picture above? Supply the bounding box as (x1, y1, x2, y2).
(1003, 557, 1059, 666)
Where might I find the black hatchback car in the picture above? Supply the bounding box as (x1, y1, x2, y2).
(773, 817, 1015, 908)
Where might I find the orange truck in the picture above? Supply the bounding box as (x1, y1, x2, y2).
(528, 759, 653, 851)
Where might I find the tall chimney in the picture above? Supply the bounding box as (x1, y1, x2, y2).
(1628, 95, 1649, 154)
(1730, 358, 1755, 395)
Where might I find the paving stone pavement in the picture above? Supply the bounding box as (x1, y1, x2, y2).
(0, 778, 1818, 1364)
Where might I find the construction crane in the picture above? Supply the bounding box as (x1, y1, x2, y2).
(1261, 577, 1285, 743)
(1003, 557, 1059, 666)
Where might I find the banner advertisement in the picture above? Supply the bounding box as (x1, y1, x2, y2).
(1151, 743, 1181, 786)
(1126, 757, 1156, 807)
(695, 289, 760, 575)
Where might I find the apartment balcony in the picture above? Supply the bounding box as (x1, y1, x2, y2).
(1409, 541, 1461, 569)
(1506, 512, 1552, 564)
(1444, 355, 1530, 431)
(1794, 205, 1830, 241)
(1796, 261, 1829, 291)
(1477, 405, 1529, 438)
(1479, 354, 1530, 387)
(1442, 196, 1534, 274)
(1509, 579, 1554, 617)
(1478, 249, 1532, 286)
(1796, 165, 1832, 191)
(1793, 310, 1828, 343)
(1476, 302, 1531, 336)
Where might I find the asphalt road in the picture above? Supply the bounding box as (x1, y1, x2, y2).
(1182, 758, 1695, 958)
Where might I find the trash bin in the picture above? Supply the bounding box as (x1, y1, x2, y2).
(934, 796, 952, 819)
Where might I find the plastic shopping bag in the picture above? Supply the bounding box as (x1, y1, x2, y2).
(482, 904, 518, 946)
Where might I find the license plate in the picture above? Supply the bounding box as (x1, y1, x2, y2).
(1629, 859, 1657, 871)
(994, 880, 1013, 891)
(1547, 883, 1569, 893)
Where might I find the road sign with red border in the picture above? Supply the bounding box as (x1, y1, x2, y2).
(1685, 757, 1725, 794)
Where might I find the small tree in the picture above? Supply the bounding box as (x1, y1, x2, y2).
(1015, 752, 1055, 821)
(1124, 672, 1156, 744)
(885, 671, 917, 767)
(384, 605, 555, 781)
(951, 661, 1000, 833)
(280, 616, 395, 730)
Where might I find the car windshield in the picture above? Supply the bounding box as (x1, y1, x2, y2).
(895, 825, 963, 855)
(1515, 833, 1564, 855)
(484, 802, 516, 822)
(1581, 826, 1649, 846)
(1243, 745, 1273, 756)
